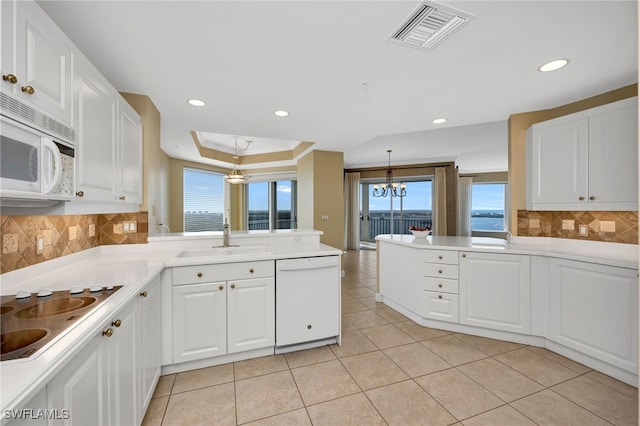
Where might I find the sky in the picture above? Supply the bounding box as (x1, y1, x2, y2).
(248, 181, 292, 211)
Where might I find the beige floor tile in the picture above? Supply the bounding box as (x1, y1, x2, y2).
(551, 375, 639, 426)
(291, 360, 361, 405)
(585, 370, 639, 400)
(415, 369, 503, 420)
(454, 333, 525, 356)
(358, 277, 377, 288)
(244, 408, 312, 426)
(360, 324, 415, 349)
(383, 342, 451, 377)
(284, 345, 336, 368)
(341, 290, 355, 301)
(152, 374, 175, 398)
(341, 319, 357, 332)
(329, 330, 378, 358)
(343, 310, 389, 329)
(461, 405, 537, 426)
(394, 320, 451, 341)
(234, 354, 289, 380)
(357, 296, 379, 309)
(235, 371, 304, 424)
(511, 389, 611, 426)
(345, 287, 376, 298)
(494, 347, 580, 387)
(306, 393, 386, 426)
(457, 358, 544, 402)
(141, 395, 168, 426)
(421, 335, 488, 366)
(341, 279, 363, 290)
(163, 382, 236, 426)
(171, 363, 234, 394)
(366, 380, 457, 426)
(340, 350, 409, 390)
(524, 346, 592, 374)
(373, 306, 411, 323)
(341, 297, 370, 313)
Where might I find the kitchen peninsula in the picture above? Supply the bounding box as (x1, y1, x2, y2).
(376, 234, 638, 387)
(0, 230, 341, 425)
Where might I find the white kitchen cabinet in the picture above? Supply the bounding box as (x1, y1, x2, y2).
(549, 258, 638, 374)
(418, 250, 460, 323)
(47, 300, 137, 425)
(6, 387, 51, 426)
(137, 276, 162, 422)
(1, 0, 73, 129)
(459, 252, 531, 334)
(118, 99, 143, 204)
(172, 261, 275, 364)
(173, 282, 227, 363)
(379, 242, 424, 315)
(227, 277, 275, 353)
(526, 97, 638, 211)
(275, 256, 340, 347)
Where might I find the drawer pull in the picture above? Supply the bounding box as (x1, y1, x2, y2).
(307, 324, 312, 330)
(197, 272, 203, 277)
(438, 295, 443, 299)
(249, 268, 254, 273)
(438, 255, 443, 260)
(21, 85, 35, 95)
(438, 269, 443, 274)
(219, 285, 224, 290)
(112, 319, 122, 328)
(589, 196, 595, 201)
(2, 74, 18, 84)
(438, 283, 443, 288)
(230, 283, 236, 289)
(461, 253, 466, 258)
(579, 196, 585, 201)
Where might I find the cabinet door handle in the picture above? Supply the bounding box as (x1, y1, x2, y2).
(112, 319, 122, 328)
(76, 191, 84, 198)
(230, 283, 236, 289)
(197, 272, 203, 277)
(438, 269, 443, 274)
(307, 324, 312, 329)
(219, 285, 224, 290)
(2, 74, 17, 84)
(438, 283, 443, 288)
(140, 291, 148, 297)
(438, 295, 443, 299)
(438, 255, 443, 260)
(589, 196, 595, 201)
(249, 268, 254, 273)
(21, 85, 35, 95)
(103, 328, 113, 337)
(579, 196, 585, 201)
(119, 196, 126, 201)
(461, 253, 466, 258)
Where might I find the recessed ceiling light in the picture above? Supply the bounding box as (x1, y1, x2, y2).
(274, 110, 289, 117)
(538, 59, 569, 72)
(432, 118, 447, 124)
(188, 99, 206, 107)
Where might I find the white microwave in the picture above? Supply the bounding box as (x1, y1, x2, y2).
(1, 116, 75, 205)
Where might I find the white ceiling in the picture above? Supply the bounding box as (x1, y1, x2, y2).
(38, 0, 638, 173)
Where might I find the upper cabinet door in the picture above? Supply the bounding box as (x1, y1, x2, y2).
(588, 102, 638, 206)
(12, 1, 73, 125)
(118, 100, 143, 204)
(527, 118, 588, 206)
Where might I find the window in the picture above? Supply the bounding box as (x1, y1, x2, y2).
(247, 180, 297, 230)
(471, 183, 506, 231)
(183, 168, 225, 232)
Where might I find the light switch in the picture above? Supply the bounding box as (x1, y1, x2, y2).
(36, 235, 44, 254)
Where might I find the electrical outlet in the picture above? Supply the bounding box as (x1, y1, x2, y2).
(122, 221, 137, 234)
(130, 221, 137, 232)
(562, 220, 574, 230)
(321, 215, 330, 221)
(36, 235, 44, 254)
(579, 224, 588, 236)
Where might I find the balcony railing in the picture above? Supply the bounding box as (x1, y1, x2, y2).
(362, 216, 432, 239)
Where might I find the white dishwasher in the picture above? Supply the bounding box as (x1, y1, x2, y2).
(276, 256, 341, 347)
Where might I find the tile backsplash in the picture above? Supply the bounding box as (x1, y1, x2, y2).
(517, 210, 638, 244)
(1, 212, 148, 273)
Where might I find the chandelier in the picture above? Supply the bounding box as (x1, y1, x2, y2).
(373, 150, 406, 198)
(225, 138, 252, 184)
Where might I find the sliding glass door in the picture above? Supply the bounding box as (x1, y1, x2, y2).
(360, 179, 432, 244)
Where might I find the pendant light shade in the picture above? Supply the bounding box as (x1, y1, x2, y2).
(225, 137, 251, 184)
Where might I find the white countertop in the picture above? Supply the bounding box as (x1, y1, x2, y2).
(0, 237, 341, 414)
(376, 235, 639, 269)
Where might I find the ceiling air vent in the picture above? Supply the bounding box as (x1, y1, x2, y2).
(388, 1, 474, 51)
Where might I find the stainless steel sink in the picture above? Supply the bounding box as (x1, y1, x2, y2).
(177, 245, 273, 258)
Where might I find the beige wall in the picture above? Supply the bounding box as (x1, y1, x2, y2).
(120, 93, 170, 235)
(507, 84, 638, 234)
(297, 150, 345, 249)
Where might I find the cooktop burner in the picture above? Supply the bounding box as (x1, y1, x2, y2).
(1, 286, 122, 361)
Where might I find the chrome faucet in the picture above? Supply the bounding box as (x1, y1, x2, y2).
(223, 218, 230, 248)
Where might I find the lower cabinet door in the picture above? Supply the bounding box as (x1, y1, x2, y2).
(420, 291, 459, 323)
(172, 282, 227, 363)
(227, 277, 275, 354)
(47, 333, 108, 425)
(549, 259, 638, 373)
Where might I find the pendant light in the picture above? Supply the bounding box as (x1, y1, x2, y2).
(225, 138, 251, 184)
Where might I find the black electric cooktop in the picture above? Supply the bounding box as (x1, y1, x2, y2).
(1, 286, 122, 361)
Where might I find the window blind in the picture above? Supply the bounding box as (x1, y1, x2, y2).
(183, 168, 225, 232)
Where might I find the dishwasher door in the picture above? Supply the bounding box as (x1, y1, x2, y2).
(276, 256, 340, 346)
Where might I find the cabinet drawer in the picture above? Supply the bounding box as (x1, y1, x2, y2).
(423, 250, 458, 265)
(423, 263, 459, 280)
(422, 277, 459, 294)
(420, 291, 459, 323)
(173, 261, 274, 285)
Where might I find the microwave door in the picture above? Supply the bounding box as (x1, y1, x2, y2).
(0, 133, 41, 192)
(42, 138, 62, 194)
